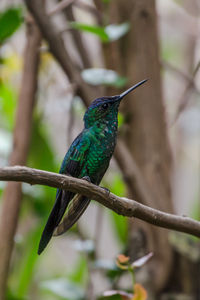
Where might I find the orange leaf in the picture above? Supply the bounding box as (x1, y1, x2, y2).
(116, 254, 130, 270)
(132, 283, 147, 300)
(117, 254, 130, 264)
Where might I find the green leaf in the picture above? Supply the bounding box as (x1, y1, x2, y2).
(0, 7, 23, 44)
(70, 22, 109, 42)
(109, 175, 128, 245)
(191, 197, 200, 221)
(105, 23, 130, 42)
(110, 174, 126, 198)
(118, 112, 125, 127)
(113, 77, 127, 88)
(110, 211, 128, 245)
(0, 82, 17, 130)
(41, 278, 85, 300)
(70, 22, 129, 43)
(81, 68, 127, 87)
(28, 115, 57, 172)
(6, 289, 26, 300)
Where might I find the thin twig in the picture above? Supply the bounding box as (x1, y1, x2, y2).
(24, 0, 98, 105)
(74, 1, 102, 25)
(0, 166, 200, 238)
(162, 61, 194, 85)
(114, 140, 158, 208)
(48, 0, 76, 16)
(172, 60, 200, 124)
(48, 0, 101, 21)
(61, 2, 92, 68)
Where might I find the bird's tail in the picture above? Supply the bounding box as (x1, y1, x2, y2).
(38, 190, 74, 255)
(53, 195, 90, 236)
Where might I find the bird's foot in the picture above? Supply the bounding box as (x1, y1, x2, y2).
(100, 186, 110, 197)
(82, 176, 91, 182)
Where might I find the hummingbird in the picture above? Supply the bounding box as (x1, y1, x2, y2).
(38, 79, 147, 254)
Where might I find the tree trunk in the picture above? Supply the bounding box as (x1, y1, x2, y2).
(106, 0, 174, 294)
(0, 16, 41, 300)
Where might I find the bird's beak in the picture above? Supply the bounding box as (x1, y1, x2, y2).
(118, 79, 148, 101)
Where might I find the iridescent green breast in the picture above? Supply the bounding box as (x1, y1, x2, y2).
(80, 119, 118, 183)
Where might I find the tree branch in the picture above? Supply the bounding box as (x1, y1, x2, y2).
(48, 0, 76, 16)
(0, 166, 200, 238)
(24, 0, 98, 105)
(61, 1, 92, 69)
(173, 60, 200, 123)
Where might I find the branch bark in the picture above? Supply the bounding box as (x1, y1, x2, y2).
(0, 166, 200, 238)
(0, 17, 41, 300)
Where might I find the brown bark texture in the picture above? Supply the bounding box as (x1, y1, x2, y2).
(107, 0, 174, 293)
(0, 17, 41, 300)
(1, 166, 200, 238)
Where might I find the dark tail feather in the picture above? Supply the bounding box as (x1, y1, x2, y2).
(38, 190, 74, 255)
(53, 195, 90, 236)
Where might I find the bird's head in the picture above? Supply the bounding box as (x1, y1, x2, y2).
(84, 79, 147, 128)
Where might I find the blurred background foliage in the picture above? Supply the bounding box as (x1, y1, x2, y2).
(0, 0, 200, 299)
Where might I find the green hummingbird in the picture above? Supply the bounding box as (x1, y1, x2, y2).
(38, 79, 147, 254)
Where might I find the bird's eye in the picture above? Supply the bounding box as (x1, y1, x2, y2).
(102, 103, 109, 109)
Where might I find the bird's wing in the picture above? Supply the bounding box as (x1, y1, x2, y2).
(53, 194, 90, 236)
(38, 130, 91, 254)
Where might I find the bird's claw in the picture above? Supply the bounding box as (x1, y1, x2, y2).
(101, 187, 110, 197)
(82, 176, 91, 182)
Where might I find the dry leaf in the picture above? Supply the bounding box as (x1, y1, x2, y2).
(132, 283, 147, 300)
(116, 254, 130, 269)
(117, 254, 130, 264)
